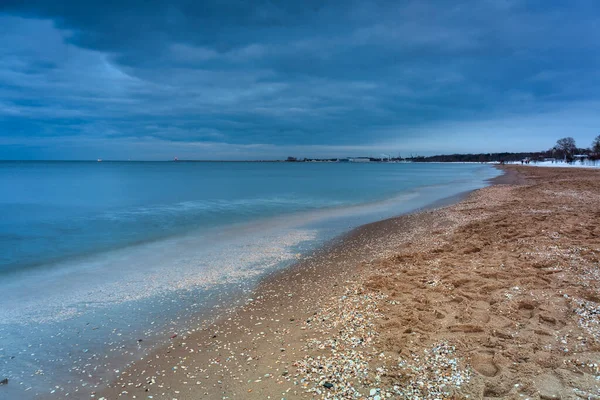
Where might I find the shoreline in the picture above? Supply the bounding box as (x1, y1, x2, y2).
(2, 164, 499, 400)
(98, 165, 600, 399)
(94, 167, 508, 400)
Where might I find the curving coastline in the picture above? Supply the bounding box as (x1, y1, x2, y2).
(96, 165, 600, 399)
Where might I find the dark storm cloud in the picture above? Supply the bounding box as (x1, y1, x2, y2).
(1, 0, 600, 159)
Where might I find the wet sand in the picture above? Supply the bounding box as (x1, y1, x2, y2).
(99, 165, 600, 399)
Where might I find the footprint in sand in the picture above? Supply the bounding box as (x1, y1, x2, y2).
(534, 373, 564, 400)
(517, 300, 538, 318)
(448, 324, 485, 333)
(539, 313, 566, 328)
(472, 309, 491, 323)
(471, 352, 500, 377)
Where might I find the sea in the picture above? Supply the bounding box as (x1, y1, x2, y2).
(0, 161, 501, 399)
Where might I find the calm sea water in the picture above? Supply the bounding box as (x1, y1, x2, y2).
(0, 161, 501, 399)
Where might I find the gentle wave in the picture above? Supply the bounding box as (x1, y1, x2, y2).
(99, 196, 348, 220)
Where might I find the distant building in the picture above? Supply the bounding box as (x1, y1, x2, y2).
(286, 157, 298, 162)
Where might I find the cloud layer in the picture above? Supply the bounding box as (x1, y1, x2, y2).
(1, 0, 600, 159)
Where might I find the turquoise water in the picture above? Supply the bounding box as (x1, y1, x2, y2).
(0, 161, 500, 399)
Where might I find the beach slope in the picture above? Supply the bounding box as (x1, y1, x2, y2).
(101, 166, 600, 399)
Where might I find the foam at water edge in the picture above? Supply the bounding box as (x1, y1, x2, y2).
(0, 228, 318, 325)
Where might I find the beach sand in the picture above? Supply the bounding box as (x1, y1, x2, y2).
(99, 166, 600, 399)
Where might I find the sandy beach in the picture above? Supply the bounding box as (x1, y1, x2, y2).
(99, 165, 600, 400)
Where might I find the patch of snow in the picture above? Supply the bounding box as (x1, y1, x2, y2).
(505, 160, 600, 169)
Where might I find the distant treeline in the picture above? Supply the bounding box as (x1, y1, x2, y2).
(406, 152, 540, 163)
(407, 135, 600, 163)
(283, 136, 600, 163)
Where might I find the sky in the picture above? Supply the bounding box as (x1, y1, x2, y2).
(1, 0, 600, 160)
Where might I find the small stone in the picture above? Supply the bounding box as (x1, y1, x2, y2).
(323, 382, 334, 389)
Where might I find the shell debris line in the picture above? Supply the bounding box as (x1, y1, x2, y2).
(295, 284, 388, 398)
(572, 297, 600, 342)
(393, 343, 471, 399)
(294, 285, 472, 399)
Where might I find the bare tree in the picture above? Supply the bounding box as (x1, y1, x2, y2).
(592, 135, 600, 154)
(555, 137, 577, 161)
